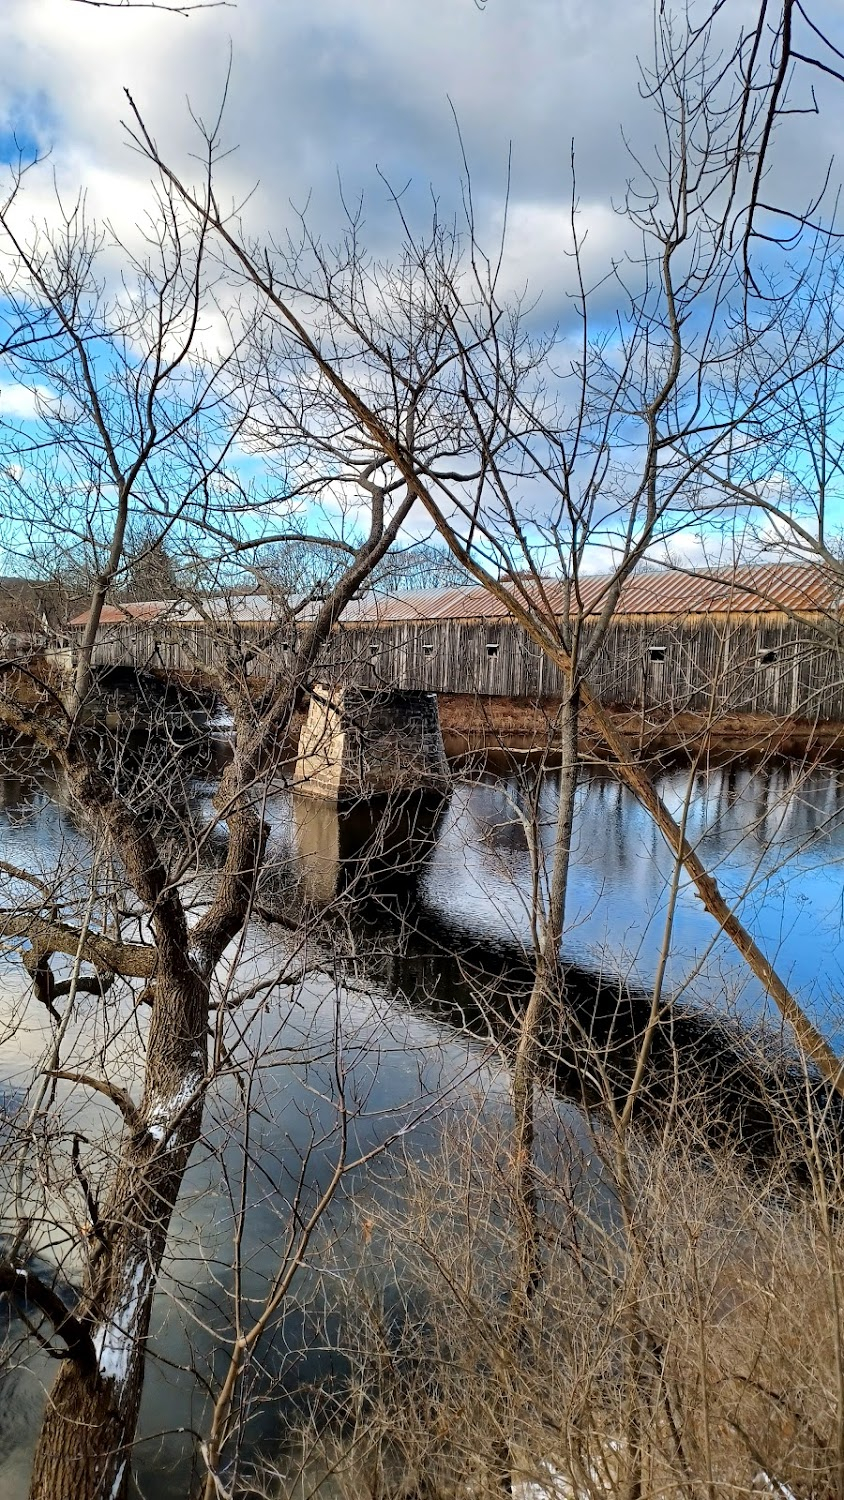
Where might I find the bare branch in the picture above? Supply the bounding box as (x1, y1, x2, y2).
(69, 0, 231, 11)
(0, 1264, 96, 1371)
(46, 1071, 142, 1132)
(0, 915, 156, 981)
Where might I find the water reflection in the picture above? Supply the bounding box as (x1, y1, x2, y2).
(289, 790, 447, 907)
(414, 763, 844, 1039)
(3, 748, 844, 1493)
(5, 741, 844, 1028)
(280, 795, 844, 1183)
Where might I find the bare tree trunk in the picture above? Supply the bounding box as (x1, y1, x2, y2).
(28, 936, 208, 1500)
(492, 686, 579, 1495)
(26, 797, 266, 1498)
(511, 683, 579, 1318)
(70, 484, 130, 716)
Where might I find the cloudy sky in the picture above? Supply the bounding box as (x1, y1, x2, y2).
(0, 0, 656, 311)
(1, 0, 843, 573)
(0, 0, 839, 309)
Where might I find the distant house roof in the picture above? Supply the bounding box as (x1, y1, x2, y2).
(67, 562, 844, 631)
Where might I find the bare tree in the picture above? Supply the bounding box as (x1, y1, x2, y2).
(0, 153, 423, 1498)
(124, 8, 844, 1348)
(6, 3, 844, 1494)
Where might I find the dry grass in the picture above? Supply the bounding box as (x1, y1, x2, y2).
(259, 1095, 844, 1500)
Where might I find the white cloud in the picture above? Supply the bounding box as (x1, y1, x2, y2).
(0, 381, 51, 419)
(1, 0, 842, 552)
(1, 0, 824, 278)
(485, 198, 635, 311)
(0, 0, 835, 336)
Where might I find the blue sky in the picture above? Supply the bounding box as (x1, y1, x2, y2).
(7, 0, 832, 313)
(1, 0, 844, 578)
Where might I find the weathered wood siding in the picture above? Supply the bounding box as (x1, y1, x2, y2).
(75, 614, 844, 720)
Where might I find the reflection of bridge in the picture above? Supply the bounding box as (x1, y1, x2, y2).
(69, 562, 844, 723)
(270, 783, 844, 1175)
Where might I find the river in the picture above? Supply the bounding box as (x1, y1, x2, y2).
(1, 744, 843, 1495)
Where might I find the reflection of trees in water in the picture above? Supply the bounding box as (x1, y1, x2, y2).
(574, 762, 844, 900)
(417, 764, 844, 1011)
(5, 751, 844, 1174)
(0, 747, 56, 826)
(2, 750, 844, 1492)
(669, 761, 844, 859)
(4, 745, 844, 1174)
(280, 784, 844, 1178)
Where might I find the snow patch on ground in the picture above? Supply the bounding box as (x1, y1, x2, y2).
(512, 1464, 573, 1499)
(754, 1473, 797, 1500)
(511, 1460, 798, 1499)
(92, 1259, 149, 1388)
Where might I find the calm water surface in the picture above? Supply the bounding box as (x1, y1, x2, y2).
(1, 749, 843, 1494)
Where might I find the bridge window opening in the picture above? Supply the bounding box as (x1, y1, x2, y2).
(758, 647, 778, 666)
(486, 641, 499, 658)
(422, 642, 434, 655)
(370, 644, 379, 658)
(647, 645, 666, 663)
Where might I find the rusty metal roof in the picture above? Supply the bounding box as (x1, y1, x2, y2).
(67, 562, 843, 630)
(173, 596, 284, 625)
(586, 562, 842, 618)
(342, 563, 843, 623)
(68, 600, 181, 626)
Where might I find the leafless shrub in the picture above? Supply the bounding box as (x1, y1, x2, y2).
(254, 1082, 844, 1500)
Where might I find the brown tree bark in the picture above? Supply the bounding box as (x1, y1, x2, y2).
(16, 483, 416, 1499)
(28, 921, 209, 1500)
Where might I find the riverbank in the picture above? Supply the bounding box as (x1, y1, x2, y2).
(436, 692, 844, 763)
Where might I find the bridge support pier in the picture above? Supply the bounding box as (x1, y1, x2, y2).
(295, 686, 449, 802)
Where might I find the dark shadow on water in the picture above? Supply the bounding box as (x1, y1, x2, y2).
(4, 749, 844, 1495)
(271, 790, 844, 1182)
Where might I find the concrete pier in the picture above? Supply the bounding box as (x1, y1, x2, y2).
(291, 790, 447, 904)
(295, 686, 449, 802)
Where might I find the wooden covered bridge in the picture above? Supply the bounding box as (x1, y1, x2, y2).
(68, 561, 844, 725)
